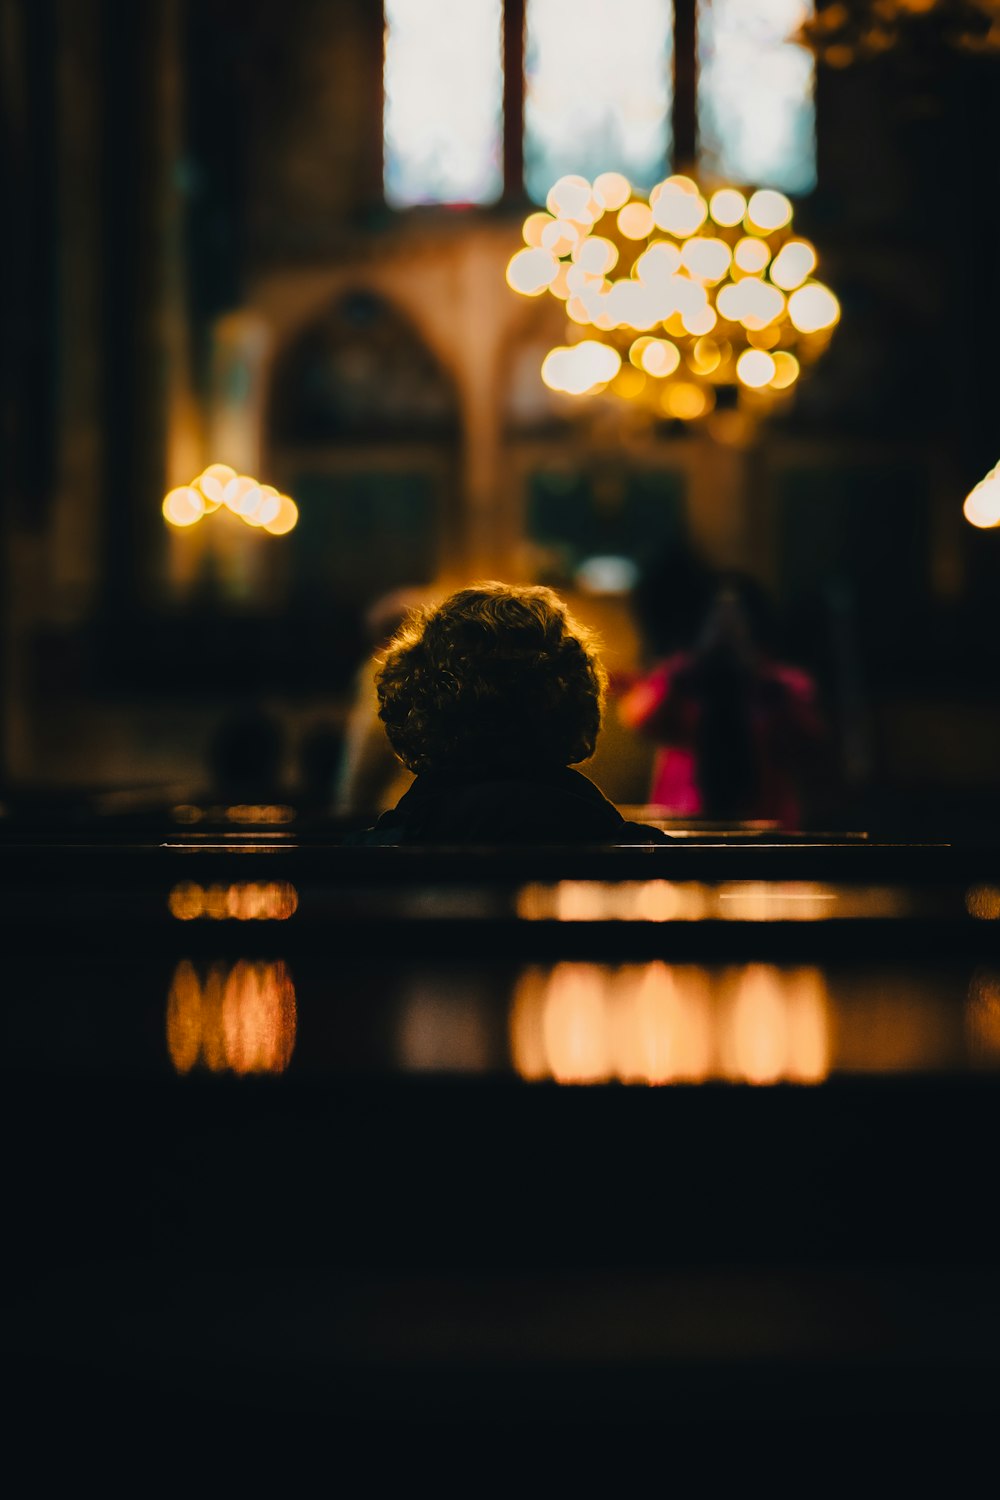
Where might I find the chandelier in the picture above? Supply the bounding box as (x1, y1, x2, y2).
(797, 1, 1000, 65)
(506, 171, 839, 425)
(162, 464, 299, 536)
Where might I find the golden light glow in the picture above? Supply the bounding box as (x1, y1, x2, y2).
(733, 236, 771, 274)
(681, 236, 732, 284)
(747, 188, 793, 232)
(661, 381, 711, 419)
(506, 246, 559, 296)
(263, 495, 299, 536)
(770, 239, 817, 290)
(541, 218, 582, 257)
(167, 959, 297, 1076)
(617, 201, 654, 239)
(165, 466, 297, 536)
(593, 171, 631, 210)
(522, 211, 553, 248)
(541, 340, 622, 394)
(788, 282, 841, 332)
(963, 467, 1000, 529)
(651, 182, 709, 237)
(508, 962, 830, 1086)
(513, 169, 838, 423)
(638, 337, 681, 377)
(162, 486, 205, 528)
(770, 350, 800, 389)
(573, 235, 618, 274)
(547, 173, 596, 221)
(689, 336, 722, 375)
(966, 884, 1000, 920)
(168, 880, 299, 921)
(709, 187, 747, 227)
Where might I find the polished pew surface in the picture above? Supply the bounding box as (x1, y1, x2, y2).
(4, 821, 1000, 1421)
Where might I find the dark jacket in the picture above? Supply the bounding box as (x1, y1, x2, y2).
(346, 765, 669, 845)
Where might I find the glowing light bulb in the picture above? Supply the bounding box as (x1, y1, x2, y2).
(709, 188, 747, 227)
(733, 236, 771, 274)
(573, 236, 618, 274)
(162, 486, 205, 527)
(541, 341, 621, 395)
(541, 218, 581, 257)
(681, 237, 732, 284)
(788, 283, 841, 333)
(634, 242, 682, 285)
(770, 240, 817, 291)
(593, 172, 631, 210)
(618, 202, 654, 239)
(195, 463, 237, 509)
(964, 471, 1000, 528)
(522, 212, 553, 248)
(263, 495, 298, 535)
(638, 338, 681, 377)
(651, 185, 708, 237)
(770, 351, 800, 389)
(506, 247, 559, 296)
(737, 279, 786, 330)
(737, 349, 777, 388)
(747, 189, 793, 232)
(546, 174, 594, 222)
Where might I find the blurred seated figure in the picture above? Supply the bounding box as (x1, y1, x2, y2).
(334, 589, 425, 816)
(347, 582, 667, 844)
(618, 573, 823, 827)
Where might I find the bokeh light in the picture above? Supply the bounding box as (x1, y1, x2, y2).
(963, 466, 1000, 529)
(164, 467, 299, 536)
(507, 168, 839, 423)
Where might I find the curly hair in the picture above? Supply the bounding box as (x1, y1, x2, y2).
(375, 582, 607, 774)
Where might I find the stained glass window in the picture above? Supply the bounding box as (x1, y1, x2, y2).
(383, 0, 504, 207)
(523, 0, 674, 206)
(697, 0, 816, 195)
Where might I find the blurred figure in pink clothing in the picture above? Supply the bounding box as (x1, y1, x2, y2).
(619, 573, 824, 827)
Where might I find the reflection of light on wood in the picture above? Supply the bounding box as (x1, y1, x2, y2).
(543, 964, 613, 1084)
(966, 885, 1000, 921)
(509, 968, 552, 1080)
(516, 881, 906, 923)
(723, 965, 790, 1083)
(612, 963, 713, 1083)
(967, 970, 1000, 1061)
(510, 962, 829, 1085)
(168, 881, 299, 921)
(166, 959, 296, 1075)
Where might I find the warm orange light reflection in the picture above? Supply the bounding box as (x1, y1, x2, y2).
(167, 959, 297, 1075)
(509, 963, 830, 1085)
(516, 880, 905, 923)
(966, 884, 1000, 920)
(168, 881, 299, 921)
(967, 969, 1000, 1061)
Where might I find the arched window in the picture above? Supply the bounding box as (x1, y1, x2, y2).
(383, 0, 815, 209)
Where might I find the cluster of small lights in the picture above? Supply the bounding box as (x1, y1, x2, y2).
(962, 463, 1000, 530)
(163, 463, 299, 535)
(506, 170, 839, 421)
(168, 881, 299, 921)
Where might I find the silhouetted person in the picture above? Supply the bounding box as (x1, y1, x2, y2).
(619, 573, 823, 826)
(347, 582, 667, 844)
